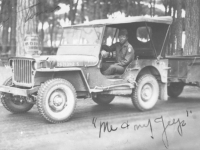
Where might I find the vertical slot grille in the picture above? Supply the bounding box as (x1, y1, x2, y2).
(13, 59, 32, 85)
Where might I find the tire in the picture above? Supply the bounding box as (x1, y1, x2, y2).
(132, 74, 159, 111)
(37, 79, 77, 123)
(168, 83, 184, 98)
(0, 77, 34, 113)
(92, 94, 115, 105)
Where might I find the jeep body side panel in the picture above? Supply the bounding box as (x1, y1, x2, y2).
(83, 59, 168, 88)
(82, 67, 133, 89)
(167, 56, 200, 84)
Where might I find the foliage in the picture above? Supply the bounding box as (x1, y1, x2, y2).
(0, 0, 200, 57)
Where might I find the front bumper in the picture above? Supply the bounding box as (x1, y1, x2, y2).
(0, 86, 39, 97)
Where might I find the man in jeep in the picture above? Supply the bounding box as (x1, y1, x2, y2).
(101, 29, 135, 75)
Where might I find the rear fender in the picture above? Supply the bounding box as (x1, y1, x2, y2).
(136, 66, 167, 83)
(136, 66, 168, 101)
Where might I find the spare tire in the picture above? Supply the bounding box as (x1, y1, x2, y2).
(92, 94, 115, 105)
(168, 83, 184, 98)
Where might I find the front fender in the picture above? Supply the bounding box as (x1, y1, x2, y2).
(34, 68, 91, 92)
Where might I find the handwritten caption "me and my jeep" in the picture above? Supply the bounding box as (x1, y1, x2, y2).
(92, 110, 193, 149)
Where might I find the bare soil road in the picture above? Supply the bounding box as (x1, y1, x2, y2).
(0, 86, 200, 150)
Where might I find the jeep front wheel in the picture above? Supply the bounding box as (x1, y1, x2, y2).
(1, 77, 34, 113)
(92, 94, 115, 105)
(132, 74, 159, 111)
(168, 83, 184, 98)
(37, 79, 77, 123)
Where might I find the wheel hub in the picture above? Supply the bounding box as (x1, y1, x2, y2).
(49, 90, 67, 112)
(11, 95, 25, 105)
(141, 84, 153, 102)
(53, 96, 63, 106)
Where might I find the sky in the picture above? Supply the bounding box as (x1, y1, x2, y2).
(52, 1, 167, 27)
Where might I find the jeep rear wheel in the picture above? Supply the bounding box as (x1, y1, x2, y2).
(0, 77, 34, 113)
(132, 74, 159, 111)
(92, 94, 115, 105)
(37, 79, 77, 123)
(168, 83, 184, 98)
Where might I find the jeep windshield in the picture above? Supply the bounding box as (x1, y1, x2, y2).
(61, 26, 104, 46)
(57, 26, 104, 57)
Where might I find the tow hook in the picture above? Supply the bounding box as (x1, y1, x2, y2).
(26, 95, 36, 104)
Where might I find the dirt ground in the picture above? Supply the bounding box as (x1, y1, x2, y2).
(0, 66, 12, 85)
(0, 88, 200, 150)
(0, 65, 200, 150)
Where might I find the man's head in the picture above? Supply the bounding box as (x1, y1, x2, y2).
(118, 29, 128, 44)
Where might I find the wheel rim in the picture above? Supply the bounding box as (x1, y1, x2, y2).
(49, 90, 67, 112)
(141, 83, 153, 102)
(45, 85, 76, 120)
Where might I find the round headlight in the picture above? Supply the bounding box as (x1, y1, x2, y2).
(9, 60, 13, 68)
(32, 61, 37, 70)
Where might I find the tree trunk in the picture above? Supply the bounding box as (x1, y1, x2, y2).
(150, 0, 152, 16)
(168, 0, 172, 16)
(184, 0, 190, 55)
(92, 0, 96, 20)
(38, 0, 45, 52)
(102, 0, 109, 19)
(95, 0, 101, 19)
(176, 0, 182, 55)
(191, 0, 199, 55)
(163, 0, 168, 16)
(137, 0, 142, 15)
(170, 6, 176, 55)
(126, 0, 132, 16)
(10, 0, 17, 57)
(80, 0, 85, 23)
(85, 0, 94, 21)
(16, 0, 38, 56)
(199, 1, 200, 54)
(50, 14, 55, 48)
(184, 0, 199, 55)
(69, 0, 79, 25)
(153, 0, 156, 16)
(1, 0, 10, 55)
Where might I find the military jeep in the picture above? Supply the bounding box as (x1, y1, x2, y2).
(0, 16, 172, 123)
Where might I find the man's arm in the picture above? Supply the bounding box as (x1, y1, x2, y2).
(118, 46, 135, 67)
(101, 43, 117, 58)
(102, 43, 117, 52)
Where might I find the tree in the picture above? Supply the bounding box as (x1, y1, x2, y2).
(175, 0, 183, 55)
(16, 0, 38, 56)
(10, 0, 17, 57)
(69, 0, 79, 25)
(1, 0, 10, 56)
(37, 0, 45, 51)
(184, 0, 199, 55)
(80, 0, 85, 23)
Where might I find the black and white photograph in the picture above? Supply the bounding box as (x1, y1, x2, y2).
(0, 0, 200, 150)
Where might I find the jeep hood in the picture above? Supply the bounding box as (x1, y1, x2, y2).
(34, 55, 98, 67)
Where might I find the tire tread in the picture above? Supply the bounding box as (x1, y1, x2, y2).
(1, 77, 33, 113)
(37, 78, 77, 123)
(132, 74, 159, 111)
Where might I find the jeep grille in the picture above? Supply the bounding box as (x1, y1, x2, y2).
(13, 59, 33, 87)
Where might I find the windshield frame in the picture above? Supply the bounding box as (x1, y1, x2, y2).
(60, 25, 105, 46)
